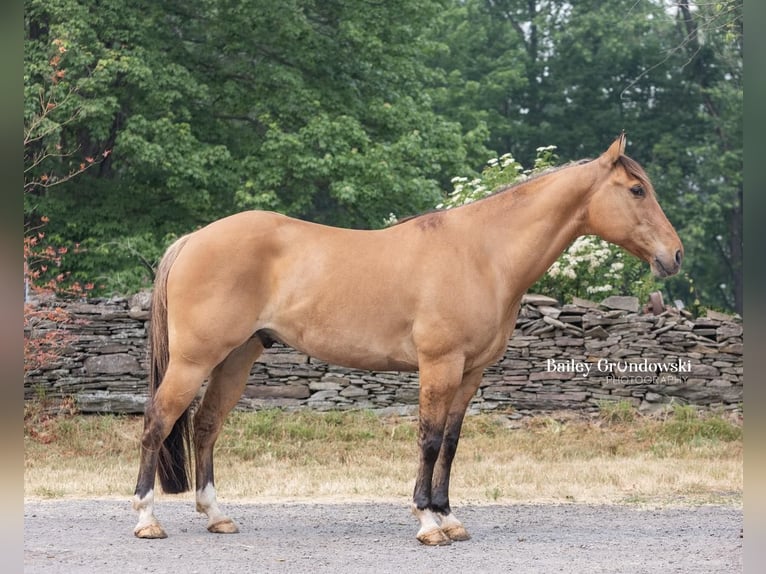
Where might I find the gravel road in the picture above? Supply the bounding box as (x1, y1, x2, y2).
(24, 499, 742, 573)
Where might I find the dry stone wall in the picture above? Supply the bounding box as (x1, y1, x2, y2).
(24, 292, 743, 416)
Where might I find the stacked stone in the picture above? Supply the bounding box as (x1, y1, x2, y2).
(23, 292, 743, 416)
(478, 294, 591, 414)
(241, 348, 421, 415)
(475, 294, 743, 415)
(24, 293, 151, 413)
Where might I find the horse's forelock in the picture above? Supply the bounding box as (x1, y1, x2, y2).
(616, 155, 653, 195)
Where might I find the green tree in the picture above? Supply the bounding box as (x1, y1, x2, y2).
(25, 0, 490, 293)
(425, 0, 742, 312)
(25, 0, 234, 291)
(183, 0, 489, 227)
(426, 0, 529, 158)
(648, 0, 743, 313)
(24, 0, 741, 311)
(24, 15, 99, 372)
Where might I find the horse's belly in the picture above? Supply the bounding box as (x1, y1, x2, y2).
(261, 319, 420, 373)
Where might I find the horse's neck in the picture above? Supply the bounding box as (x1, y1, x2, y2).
(470, 164, 594, 295)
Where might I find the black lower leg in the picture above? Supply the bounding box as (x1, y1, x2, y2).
(193, 410, 219, 492)
(430, 414, 466, 514)
(413, 422, 444, 510)
(134, 411, 164, 499)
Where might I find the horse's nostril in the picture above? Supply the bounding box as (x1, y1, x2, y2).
(675, 249, 683, 266)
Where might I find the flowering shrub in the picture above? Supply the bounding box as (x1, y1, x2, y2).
(436, 146, 659, 303)
(534, 235, 658, 303)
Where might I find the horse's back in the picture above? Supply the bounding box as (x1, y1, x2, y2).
(163, 211, 416, 367)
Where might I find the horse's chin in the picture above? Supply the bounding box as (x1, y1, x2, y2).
(650, 257, 680, 278)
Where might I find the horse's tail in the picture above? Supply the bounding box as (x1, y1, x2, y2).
(148, 234, 193, 494)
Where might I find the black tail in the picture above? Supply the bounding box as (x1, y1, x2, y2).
(157, 415, 192, 494)
(148, 235, 193, 494)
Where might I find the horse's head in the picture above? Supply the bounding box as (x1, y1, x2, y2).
(584, 133, 683, 278)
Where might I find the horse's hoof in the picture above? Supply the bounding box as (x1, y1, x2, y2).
(208, 519, 239, 534)
(417, 527, 451, 546)
(442, 524, 471, 541)
(134, 523, 168, 539)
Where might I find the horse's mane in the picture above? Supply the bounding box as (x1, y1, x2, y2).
(390, 158, 591, 227)
(390, 154, 652, 227)
(492, 158, 592, 195)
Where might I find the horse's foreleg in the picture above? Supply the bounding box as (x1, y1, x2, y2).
(411, 357, 464, 546)
(430, 368, 484, 542)
(194, 338, 264, 534)
(133, 361, 208, 539)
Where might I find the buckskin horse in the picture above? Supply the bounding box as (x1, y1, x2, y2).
(132, 133, 682, 545)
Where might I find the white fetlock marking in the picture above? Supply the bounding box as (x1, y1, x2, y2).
(196, 484, 228, 527)
(437, 512, 462, 531)
(437, 511, 470, 540)
(411, 505, 442, 537)
(133, 489, 158, 530)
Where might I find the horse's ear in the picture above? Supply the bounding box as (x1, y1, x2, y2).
(601, 131, 627, 165)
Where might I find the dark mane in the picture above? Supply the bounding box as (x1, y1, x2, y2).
(389, 155, 651, 227)
(491, 158, 592, 195)
(389, 209, 442, 227)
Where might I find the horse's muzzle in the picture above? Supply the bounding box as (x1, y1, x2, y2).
(652, 249, 683, 278)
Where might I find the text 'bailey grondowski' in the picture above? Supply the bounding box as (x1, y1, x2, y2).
(546, 357, 692, 379)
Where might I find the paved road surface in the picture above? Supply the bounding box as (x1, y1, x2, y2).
(24, 499, 742, 573)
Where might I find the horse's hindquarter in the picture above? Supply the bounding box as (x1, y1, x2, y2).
(168, 211, 517, 373)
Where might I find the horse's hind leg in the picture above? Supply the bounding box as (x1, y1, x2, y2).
(133, 360, 209, 539)
(194, 337, 264, 533)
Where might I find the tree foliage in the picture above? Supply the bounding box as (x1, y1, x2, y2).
(428, 0, 742, 311)
(23, 0, 742, 312)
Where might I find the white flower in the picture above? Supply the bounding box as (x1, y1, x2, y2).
(586, 284, 612, 294)
(383, 213, 399, 225)
(501, 158, 516, 168)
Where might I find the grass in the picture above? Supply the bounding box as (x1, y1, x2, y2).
(597, 399, 638, 425)
(24, 401, 742, 507)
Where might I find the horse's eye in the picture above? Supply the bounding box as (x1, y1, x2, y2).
(630, 185, 645, 197)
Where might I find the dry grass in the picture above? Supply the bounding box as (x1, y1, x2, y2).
(24, 403, 742, 507)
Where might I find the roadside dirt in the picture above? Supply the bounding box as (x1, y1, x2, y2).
(24, 498, 742, 573)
